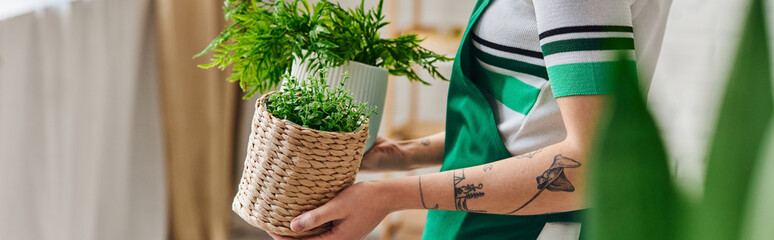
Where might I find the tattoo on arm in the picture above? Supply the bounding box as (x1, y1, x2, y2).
(506, 154, 581, 214)
(516, 148, 543, 159)
(453, 169, 486, 213)
(421, 138, 431, 146)
(482, 164, 493, 172)
(418, 176, 439, 209)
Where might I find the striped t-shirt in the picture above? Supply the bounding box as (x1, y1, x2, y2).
(472, 0, 671, 156)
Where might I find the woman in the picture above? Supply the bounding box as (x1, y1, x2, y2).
(270, 0, 671, 239)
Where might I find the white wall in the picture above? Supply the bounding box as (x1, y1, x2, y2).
(649, 0, 750, 196)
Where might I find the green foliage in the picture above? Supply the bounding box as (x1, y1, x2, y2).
(691, 0, 773, 239)
(267, 71, 375, 132)
(196, 0, 452, 98)
(584, 59, 678, 240)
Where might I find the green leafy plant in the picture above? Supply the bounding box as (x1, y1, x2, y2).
(267, 71, 375, 132)
(196, 0, 452, 98)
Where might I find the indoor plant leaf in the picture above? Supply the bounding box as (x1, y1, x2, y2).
(690, 0, 773, 239)
(584, 58, 679, 240)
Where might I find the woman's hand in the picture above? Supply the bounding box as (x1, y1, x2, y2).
(267, 181, 393, 240)
(359, 137, 410, 171)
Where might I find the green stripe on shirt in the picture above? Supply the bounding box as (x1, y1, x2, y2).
(472, 63, 541, 115)
(541, 38, 635, 56)
(472, 45, 549, 80)
(547, 60, 636, 97)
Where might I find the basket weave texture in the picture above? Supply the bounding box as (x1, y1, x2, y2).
(233, 92, 369, 237)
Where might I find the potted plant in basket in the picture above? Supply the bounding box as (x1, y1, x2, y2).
(232, 72, 374, 237)
(195, 0, 452, 149)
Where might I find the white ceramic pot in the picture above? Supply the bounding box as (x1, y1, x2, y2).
(290, 59, 388, 151)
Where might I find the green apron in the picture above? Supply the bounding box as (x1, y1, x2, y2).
(422, 1, 583, 239)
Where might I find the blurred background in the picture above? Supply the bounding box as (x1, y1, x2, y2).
(0, 0, 762, 239)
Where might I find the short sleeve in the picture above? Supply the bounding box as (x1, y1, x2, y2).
(533, 0, 638, 98)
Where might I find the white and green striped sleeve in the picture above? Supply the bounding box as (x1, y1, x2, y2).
(533, 0, 637, 98)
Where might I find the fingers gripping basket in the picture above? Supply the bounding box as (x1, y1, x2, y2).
(233, 92, 369, 237)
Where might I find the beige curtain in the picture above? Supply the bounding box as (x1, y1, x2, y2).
(1, 0, 165, 239)
(155, 0, 239, 239)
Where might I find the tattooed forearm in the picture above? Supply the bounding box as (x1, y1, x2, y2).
(453, 169, 486, 213)
(482, 164, 493, 172)
(506, 154, 581, 214)
(421, 138, 431, 146)
(516, 148, 544, 159)
(418, 176, 439, 209)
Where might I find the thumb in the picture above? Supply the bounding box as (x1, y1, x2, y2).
(290, 204, 339, 232)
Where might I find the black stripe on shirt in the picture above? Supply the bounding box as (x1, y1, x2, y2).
(538, 25, 633, 40)
(471, 33, 544, 59)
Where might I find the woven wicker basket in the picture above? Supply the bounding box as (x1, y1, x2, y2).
(233, 91, 369, 237)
